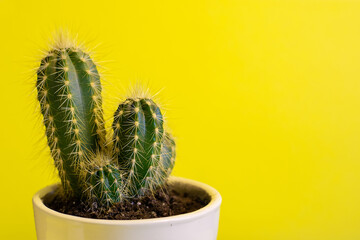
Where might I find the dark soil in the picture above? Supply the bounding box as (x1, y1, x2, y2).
(44, 185, 209, 220)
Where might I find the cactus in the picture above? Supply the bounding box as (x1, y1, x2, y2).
(36, 33, 176, 207)
(36, 41, 106, 197)
(112, 98, 165, 196)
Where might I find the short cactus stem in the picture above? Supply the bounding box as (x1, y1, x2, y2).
(112, 98, 165, 196)
(87, 164, 124, 205)
(36, 46, 106, 197)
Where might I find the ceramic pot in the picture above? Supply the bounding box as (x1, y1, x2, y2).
(33, 176, 222, 240)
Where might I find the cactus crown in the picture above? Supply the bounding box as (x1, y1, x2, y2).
(36, 33, 176, 206)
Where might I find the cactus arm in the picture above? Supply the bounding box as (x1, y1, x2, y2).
(112, 98, 164, 196)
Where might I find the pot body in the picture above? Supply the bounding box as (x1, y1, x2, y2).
(33, 176, 222, 240)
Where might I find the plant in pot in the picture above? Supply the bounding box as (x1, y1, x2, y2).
(32, 34, 222, 240)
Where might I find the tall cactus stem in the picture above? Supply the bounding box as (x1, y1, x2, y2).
(36, 45, 106, 197)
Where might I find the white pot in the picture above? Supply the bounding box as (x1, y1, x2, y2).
(33, 176, 222, 240)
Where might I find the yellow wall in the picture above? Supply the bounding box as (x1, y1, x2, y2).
(1, 0, 360, 239)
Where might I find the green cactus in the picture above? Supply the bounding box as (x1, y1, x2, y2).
(36, 33, 177, 207)
(36, 45, 106, 197)
(112, 98, 166, 196)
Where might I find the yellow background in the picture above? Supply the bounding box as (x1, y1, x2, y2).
(1, 0, 360, 239)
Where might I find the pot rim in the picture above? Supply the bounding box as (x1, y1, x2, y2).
(33, 176, 222, 225)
